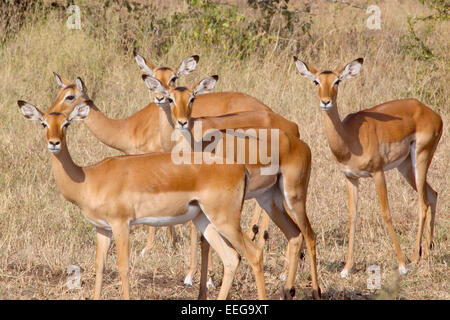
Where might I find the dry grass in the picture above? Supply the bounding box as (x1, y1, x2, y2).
(0, 0, 448, 300)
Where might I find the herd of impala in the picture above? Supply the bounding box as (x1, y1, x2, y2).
(17, 51, 443, 300)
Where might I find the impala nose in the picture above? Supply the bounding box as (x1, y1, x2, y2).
(48, 140, 61, 153)
(178, 120, 188, 128)
(320, 99, 332, 110)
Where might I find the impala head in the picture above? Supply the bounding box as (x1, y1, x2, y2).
(294, 57, 363, 111)
(51, 73, 91, 114)
(18, 100, 90, 154)
(142, 74, 218, 130)
(134, 50, 199, 104)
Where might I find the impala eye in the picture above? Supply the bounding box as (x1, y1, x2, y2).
(169, 77, 177, 87)
(65, 95, 75, 101)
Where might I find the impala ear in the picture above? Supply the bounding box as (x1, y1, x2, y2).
(192, 75, 218, 96)
(175, 55, 199, 78)
(68, 102, 90, 122)
(294, 56, 318, 81)
(53, 72, 71, 88)
(134, 51, 156, 76)
(142, 74, 169, 96)
(75, 77, 87, 94)
(337, 58, 363, 80)
(18, 100, 44, 121)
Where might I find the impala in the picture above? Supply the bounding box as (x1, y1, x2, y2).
(18, 99, 267, 300)
(294, 57, 443, 277)
(141, 74, 321, 300)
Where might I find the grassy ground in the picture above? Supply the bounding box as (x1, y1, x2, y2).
(0, 0, 448, 300)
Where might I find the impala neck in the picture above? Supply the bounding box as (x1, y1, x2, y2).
(158, 105, 177, 152)
(50, 139, 85, 205)
(321, 103, 351, 163)
(83, 103, 131, 153)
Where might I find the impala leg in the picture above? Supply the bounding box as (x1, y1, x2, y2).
(373, 171, 407, 274)
(198, 234, 210, 300)
(93, 228, 111, 300)
(111, 222, 131, 299)
(167, 226, 177, 248)
(212, 222, 266, 299)
(231, 233, 266, 299)
(206, 248, 215, 289)
(198, 197, 267, 300)
(141, 226, 156, 257)
(256, 190, 301, 300)
(280, 171, 320, 300)
(193, 214, 240, 300)
(397, 155, 437, 261)
(280, 199, 304, 282)
(184, 221, 198, 286)
(411, 149, 434, 263)
(423, 133, 441, 256)
(284, 196, 320, 299)
(424, 186, 437, 255)
(341, 177, 359, 278)
(418, 143, 439, 259)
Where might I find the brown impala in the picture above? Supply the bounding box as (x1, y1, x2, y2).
(294, 57, 443, 277)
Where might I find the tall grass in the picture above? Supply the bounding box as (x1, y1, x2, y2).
(0, 0, 448, 299)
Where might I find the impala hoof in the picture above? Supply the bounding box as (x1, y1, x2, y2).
(313, 287, 322, 300)
(206, 278, 215, 289)
(429, 241, 435, 250)
(398, 265, 408, 275)
(197, 293, 206, 300)
(281, 287, 296, 300)
(340, 269, 350, 278)
(184, 274, 193, 286)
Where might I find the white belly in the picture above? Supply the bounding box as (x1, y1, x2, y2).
(343, 168, 371, 179)
(85, 217, 112, 231)
(131, 204, 201, 227)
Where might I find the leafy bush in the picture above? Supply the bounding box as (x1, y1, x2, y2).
(0, 0, 313, 59)
(400, 0, 449, 61)
(399, 0, 448, 110)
